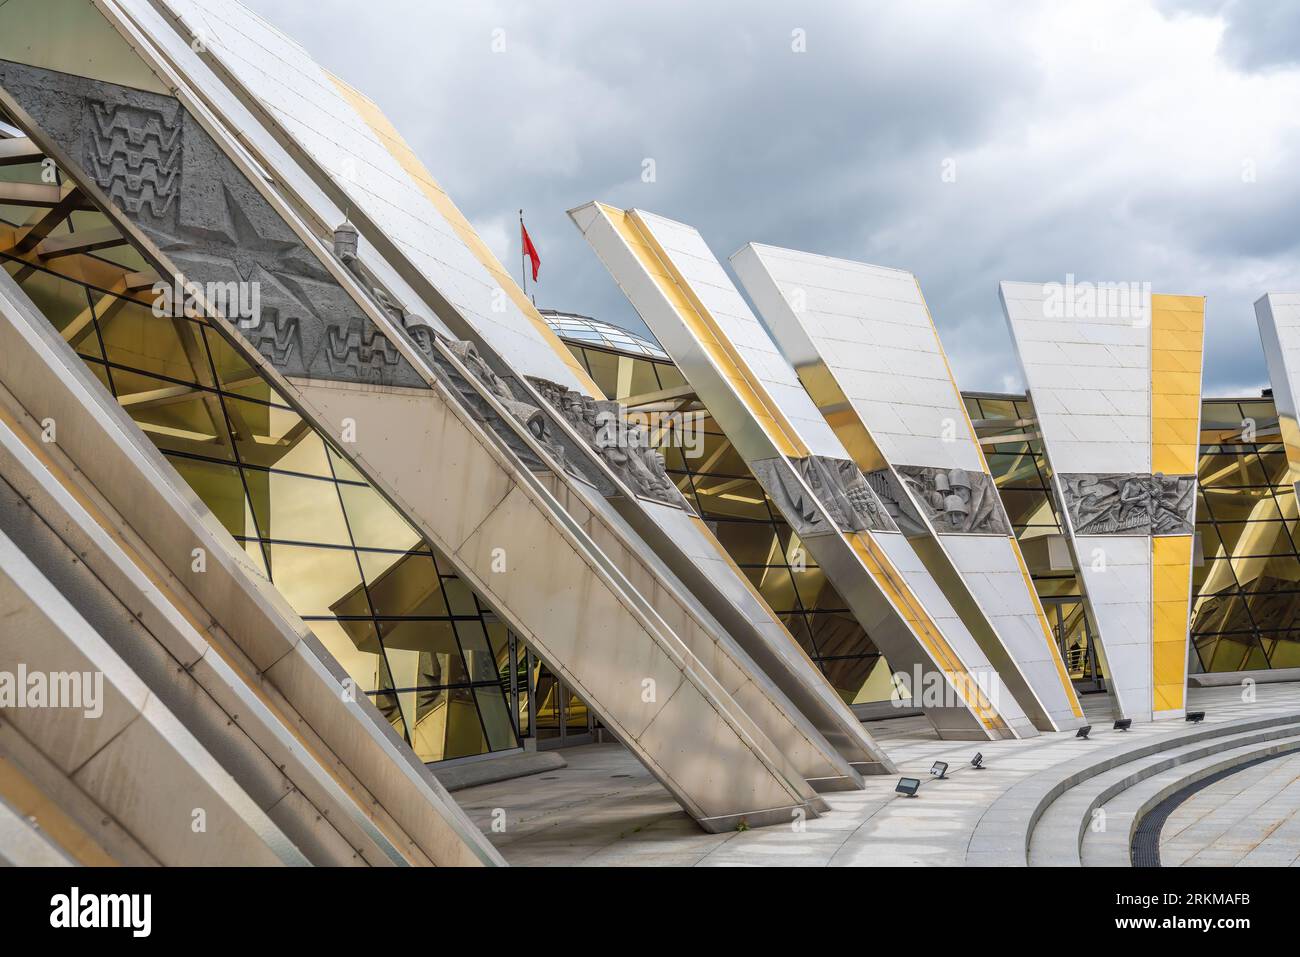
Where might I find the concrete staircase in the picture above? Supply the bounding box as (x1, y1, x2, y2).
(966, 710, 1300, 867)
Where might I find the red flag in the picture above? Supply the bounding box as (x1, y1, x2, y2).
(521, 219, 541, 282)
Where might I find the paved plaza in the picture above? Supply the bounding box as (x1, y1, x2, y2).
(458, 683, 1300, 866)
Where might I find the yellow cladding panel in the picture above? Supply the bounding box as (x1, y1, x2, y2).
(326, 74, 602, 398)
(1150, 294, 1205, 476)
(606, 207, 807, 458)
(1152, 535, 1194, 712)
(847, 533, 1008, 734)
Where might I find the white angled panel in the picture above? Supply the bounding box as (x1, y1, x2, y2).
(732, 243, 981, 472)
(633, 213, 846, 459)
(1000, 280, 1151, 475)
(153, 0, 584, 389)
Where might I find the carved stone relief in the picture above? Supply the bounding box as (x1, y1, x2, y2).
(0, 61, 424, 389)
(1058, 472, 1195, 536)
(528, 376, 689, 509)
(749, 457, 832, 538)
(795, 456, 898, 534)
(860, 468, 934, 538)
(892, 465, 1011, 536)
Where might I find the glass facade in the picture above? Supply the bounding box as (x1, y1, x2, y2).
(0, 145, 523, 763)
(1191, 398, 1300, 671)
(563, 335, 898, 705)
(553, 320, 1300, 696)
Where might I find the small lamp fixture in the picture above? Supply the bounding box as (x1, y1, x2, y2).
(929, 761, 949, 779)
(1076, 725, 1092, 740)
(1114, 719, 1133, 732)
(895, 777, 921, 797)
(1186, 711, 1206, 724)
(971, 752, 985, 770)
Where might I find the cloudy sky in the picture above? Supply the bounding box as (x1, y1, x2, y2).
(244, 0, 1300, 396)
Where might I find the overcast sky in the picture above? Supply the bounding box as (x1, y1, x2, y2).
(244, 0, 1300, 396)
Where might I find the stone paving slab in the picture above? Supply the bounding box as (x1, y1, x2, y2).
(1158, 750, 1300, 867)
(454, 683, 1300, 866)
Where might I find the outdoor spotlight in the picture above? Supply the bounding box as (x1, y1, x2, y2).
(971, 752, 985, 770)
(1114, 719, 1132, 732)
(1076, 725, 1092, 739)
(929, 761, 949, 779)
(895, 777, 921, 797)
(1186, 711, 1205, 723)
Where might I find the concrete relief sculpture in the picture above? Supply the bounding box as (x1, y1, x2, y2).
(1059, 472, 1195, 536)
(861, 469, 929, 536)
(894, 466, 1011, 536)
(796, 456, 898, 534)
(529, 377, 688, 508)
(0, 62, 425, 389)
(749, 458, 831, 538)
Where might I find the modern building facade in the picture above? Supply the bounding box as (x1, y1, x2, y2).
(1, 0, 1298, 868)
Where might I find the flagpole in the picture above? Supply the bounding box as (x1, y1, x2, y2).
(519, 208, 526, 298)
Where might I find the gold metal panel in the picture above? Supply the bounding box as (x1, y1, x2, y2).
(327, 74, 602, 397)
(1151, 294, 1206, 476)
(612, 208, 807, 459)
(1152, 534, 1194, 712)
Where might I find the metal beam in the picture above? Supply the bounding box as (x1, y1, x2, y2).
(0, 137, 41, 166)
(0, 183, 94, 210)
(11, 187, 83, 254)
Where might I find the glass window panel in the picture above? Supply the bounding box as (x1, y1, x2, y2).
(358, 551, 447, 617)
(564, 685, 589, 733)
(475, 686, 519, 751)
(407, 687, 488, 762)
(380, 620, 470, 688)
(7, 265, 92, 336)
(222, 397, 331, 476)
(1192, 593, 1251, 636)
(652, 362, 685, 389)
(747, 565, 801, 613)
(453, 621, 499, 683)
(118, 375, 234, 461)
(338, 481, 422, 552)
(245, 470, 351, 546)
(806, 611, 875, 661)
(307, 619, 384, 694)
(165, 456, 256, 539)
(691, 478, 771, 520)
(266, 543, 365, 617)
(98, 301, 215, 387)
(709, 521, 781, 566)
(1203, 488, 1281, 523)
(1199, 452, 1268, 487)
(1234, 554, 1300, 591)
(1001, 489, 1058, 527)
(441, 576, 481, 617)
(202, 325, 286, 404)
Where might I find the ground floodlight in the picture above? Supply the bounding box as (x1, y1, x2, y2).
(1114, 719, 1132, 732)
(971, 752, 985, 770)
(1186, 711, 1205, 724)
(1076, 725, 1092, 739)
(929, 761, 948, 779)
(895, 777, 921, 797)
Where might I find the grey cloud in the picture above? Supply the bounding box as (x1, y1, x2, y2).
(246, 0, 1298, 396)
(1161, 0, 1300, 71)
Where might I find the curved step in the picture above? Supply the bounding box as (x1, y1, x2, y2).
(1027, 722, 1300, 866)
(965, 709, 1300, 865)
(1081, 733, 1300, 866)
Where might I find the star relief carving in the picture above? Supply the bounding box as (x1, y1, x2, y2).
(149, 181, 333, 310)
